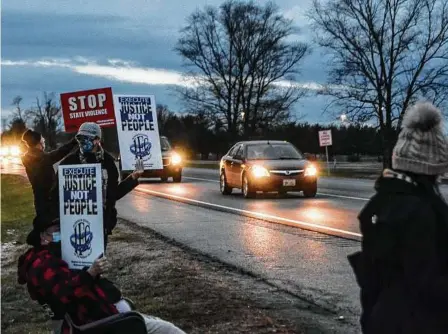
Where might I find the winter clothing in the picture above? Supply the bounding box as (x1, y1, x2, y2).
(53, 148, 138, 245)
(21, 138, 77, 242)
(349, 169, 448, 334)
(17, 245, 187, 334)
(392, 102, 448, 175)
(17, 246, 120, 333)
(22, 129, 43, 147)
(77, 122, 102, 139)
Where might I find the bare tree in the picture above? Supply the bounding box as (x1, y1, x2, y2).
(309, 0, 448, 167)
(27, 92, 62, 149)
(176, 0, 309, 139)
(11, 96, 26, 122)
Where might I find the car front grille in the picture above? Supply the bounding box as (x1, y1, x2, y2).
(269, 169, 304, 176)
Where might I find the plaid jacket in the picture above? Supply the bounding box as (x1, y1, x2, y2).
(18, 247, 119, 333)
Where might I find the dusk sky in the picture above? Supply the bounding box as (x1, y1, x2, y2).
(1, 0, 338, 124)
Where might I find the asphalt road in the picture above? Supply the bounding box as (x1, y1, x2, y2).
(135, 168, 448, 241)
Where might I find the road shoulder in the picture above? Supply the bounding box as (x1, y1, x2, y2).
(2, 219, 353, 333)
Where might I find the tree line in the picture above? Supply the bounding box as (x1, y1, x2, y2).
(2, 97, 384, 161)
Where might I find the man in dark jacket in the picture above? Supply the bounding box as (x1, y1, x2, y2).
(21, 129, 77, 239)
(51, 122, 143, 246)
(18, 218, 186, 334)
(349, 102, 448, 333)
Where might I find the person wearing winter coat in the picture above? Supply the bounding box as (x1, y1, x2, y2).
(18, 218, 186, 334)
(21, 129, 77, 240)
(348, 102, 448, 333)
(50, 122, 143, 246)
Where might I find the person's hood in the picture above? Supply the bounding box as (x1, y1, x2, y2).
(17, 248, 42, 285)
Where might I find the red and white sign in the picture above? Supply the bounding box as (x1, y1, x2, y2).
(318, 130, 332, 147)
(60, 87, 116, 133)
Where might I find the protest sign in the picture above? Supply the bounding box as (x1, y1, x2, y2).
(114, 94, 163, 171)
(60, 87, 116, 132)
(59, 164, 104, 270)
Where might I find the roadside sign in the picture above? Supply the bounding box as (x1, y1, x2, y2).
(60, 87, 116, 133)
(318, 130, 332, 147)
(114, 94, 163, 171)
(59, 163, 104, 270)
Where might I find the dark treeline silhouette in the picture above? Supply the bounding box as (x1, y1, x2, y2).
(157, 106, 385, 161)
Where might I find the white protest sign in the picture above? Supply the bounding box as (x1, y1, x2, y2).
(59, 164, 104, 270)
(114, 95, 163, 171)
(318, 130, 333, 147)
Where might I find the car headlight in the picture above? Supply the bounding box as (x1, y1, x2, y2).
(10, 146, 21, 157)
(251, 165, 270, 178)
(304, 165, 317, 177)
(0, 147, 9, 156)
(172, 152, 182, 165)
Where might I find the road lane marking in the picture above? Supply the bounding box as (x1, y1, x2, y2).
(184, 176, 370, 201)
(136, 187, 362, 240)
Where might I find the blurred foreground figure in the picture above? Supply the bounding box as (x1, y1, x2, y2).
(349, 102, 448, 334)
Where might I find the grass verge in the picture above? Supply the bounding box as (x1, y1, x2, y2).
(1, 174, 35, 244)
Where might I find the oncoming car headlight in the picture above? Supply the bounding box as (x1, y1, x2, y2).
(10, 146, 21, 157)
(251, 165, 270, 178)
(172, 152, 182, 165)
(0, 147, 10, 156)
(304, 165, 317, 177)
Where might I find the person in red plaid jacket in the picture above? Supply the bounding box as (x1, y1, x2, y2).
(18, 218, 185, 334)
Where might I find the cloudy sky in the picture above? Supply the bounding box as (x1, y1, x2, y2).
(1, 0, 336, 124)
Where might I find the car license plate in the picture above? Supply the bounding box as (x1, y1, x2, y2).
(283, 179, 296, 186)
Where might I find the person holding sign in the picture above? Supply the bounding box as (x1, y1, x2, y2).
(21, 129, 77, 244)
(52, 122, 144, 246)
(18, 218, 186, 334)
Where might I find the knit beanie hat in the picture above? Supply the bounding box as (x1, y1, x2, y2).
(392, 102, 448, 175)
(22, 129, 42, 148)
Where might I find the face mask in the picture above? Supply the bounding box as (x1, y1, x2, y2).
(77, 136, 95, 154)
(52, 231, 61, 243)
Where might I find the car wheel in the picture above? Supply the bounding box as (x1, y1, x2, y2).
(220, 172, 232, 195)
(242, 174, 255, 199)
(303, 186, 317, 198)
(173, 172, 182, 183)
(161, 176, 168, 182)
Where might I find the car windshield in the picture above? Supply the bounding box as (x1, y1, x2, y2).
(246, 143, 303, 160)
(160, 137, 171, 151)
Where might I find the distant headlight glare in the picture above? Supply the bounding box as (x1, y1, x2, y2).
(172, 152, 182, 165)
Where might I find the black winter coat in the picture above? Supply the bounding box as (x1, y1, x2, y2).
(349, 170, 448, 334)
(21, 139, 77, 222)
(53, 149, 138, 245)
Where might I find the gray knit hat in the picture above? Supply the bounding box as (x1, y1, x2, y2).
(392, 102, 448, 175)
(76, 122, 102, 139)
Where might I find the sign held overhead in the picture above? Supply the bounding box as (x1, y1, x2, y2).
(60, 87, 116, 132)
(114, 94, 163, 171)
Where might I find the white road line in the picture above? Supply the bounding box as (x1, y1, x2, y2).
(184, 176, 370, 201)
(136, 187, 362, 240)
